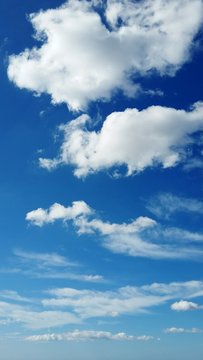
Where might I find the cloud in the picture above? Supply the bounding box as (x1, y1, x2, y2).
(183, 158, 203, 171)
(26, 200, 92, 226)
(14, 249, 77, 267)
(171, 300, 201, 311)
(1, 280, 203, 330)
(26, 200, 203, 260)
(75, 214, 156, 235)
(39, 103, 203, 177)
(0, 290, 31, 303)
(7, 0, 203, 110)
(0, 300, 80, 330)
(164, 327, 201, 334)
(162, 228, 203, 242)
(3, 249, 104, 283)
(42, 280, 203, 320)
(147, 193, 203, 219)
(25, 329, 154, 342)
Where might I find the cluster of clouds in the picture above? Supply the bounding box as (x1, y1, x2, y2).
(5, 0, 203, 342)
(6, 0, 203, 180)
(25, 330, 154, 342)
(0, 279, 203, 330)
(42, 280, 203, 320)
(26, 198, 203, 260)
(39, 103, 203, 177)
(7, 0, 203, 111)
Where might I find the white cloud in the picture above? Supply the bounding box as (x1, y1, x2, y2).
(7, 0, 203, 110)
(14, 249, 77, 267)
(35, 271, 103, 282)
(0, 290, 31, 303)
(162, 228, 203, 242)
(6, 249, 103, 283)
(147, 193, 203, 218)
(42, 280, 203, 320)
(25, 329, 154, 342)
(164, 327, 201, 334)
(26, 200, 92, 226)
(39, 103, 203, 177)
(171, 300, 201, 311)
(26, 200, 203, 260)
(1, 280, 203, 330)
(0, 300, 80, 330)
(75, 215, 156, 235)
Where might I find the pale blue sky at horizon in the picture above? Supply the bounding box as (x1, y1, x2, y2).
(0, 1, 203, 359)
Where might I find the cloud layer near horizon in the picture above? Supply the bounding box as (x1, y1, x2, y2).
(25, 329, 154, 342)
(8, 0, 203, 110)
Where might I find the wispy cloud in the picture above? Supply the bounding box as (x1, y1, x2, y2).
(42, 280, 203, 320)
(0, 290, 31, 303)
(14, 249, 78, 268)
(1, 280, 203, 331)
(147, 192, 203, 219)
(164, 327, 201, 334)
(0, 300, 80, 329)
(183, 158, 203, 171)
(26, 201, 203, 260)
(1, 249, 103, 283)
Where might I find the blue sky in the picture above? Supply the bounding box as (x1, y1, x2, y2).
(0, 0, 203, 359)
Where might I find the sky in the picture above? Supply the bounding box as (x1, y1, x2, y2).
(0, 0, 203, 359)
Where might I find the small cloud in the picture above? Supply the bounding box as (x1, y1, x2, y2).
(164, 327, 201, 334)
(171, 300, 201, 311)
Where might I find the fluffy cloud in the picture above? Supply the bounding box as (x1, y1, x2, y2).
(8, 0, 203, 110)
(165, 327, 201, 334)
(25, 329, 154, 342)
(39, 103, 203, 177)
(26, 200, 92, 226)
(42, 280, 203, 319)
(171, 300, 201, 311)
(26, 200, 203, 260)
(147, 193, 203, 219)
